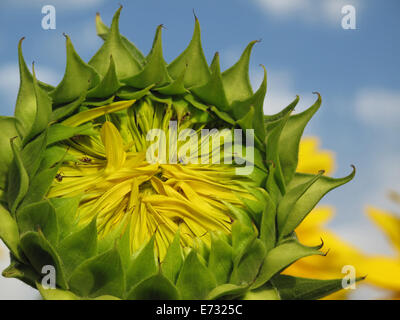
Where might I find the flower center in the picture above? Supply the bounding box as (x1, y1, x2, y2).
(48, 101, 259, 259)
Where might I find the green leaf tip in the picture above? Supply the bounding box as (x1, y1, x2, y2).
(168, 16, 210, 88)
(50, 34, 100, 105)
(90, 6, 143, 80)
(125, 24, 171, 88)
(0, 7, 358, 301)
(222, 40, 259, 104)
(191, 52, 229, 111)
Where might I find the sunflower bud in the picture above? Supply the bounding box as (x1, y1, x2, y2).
(0, 7, 356, 300)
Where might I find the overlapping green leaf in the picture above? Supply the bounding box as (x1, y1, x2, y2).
(279, 93, 321, 184)
(192, 52, 229, 111)
(90, 7, 142, 80)
(208, 232, 233, 285)
(161, 230, 183, 284)
(0, 117, 19, 189)
(20, 230, 68, 289)
(168, 16, 211, 88)
(222, 41, 257, 104)
(57, 217, 98, 277)
(125, 25, 171, 88)
(278, 167, 356, 239)
(68, 248, 124, 298)
(176, 250, 217, 299)
(0, 205, 21, 259)
(252, 239, 323, 289)
(17, 200, 58, 245)
(50, 35, 99, 105)
(7, 138, 29, 214)
(271, 274, 359, 300)
(95, 11, 146, 67)
(126, 237, 157, 291)
(127, 274, 180, 300)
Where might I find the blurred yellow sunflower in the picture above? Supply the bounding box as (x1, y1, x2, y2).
(360, 205, 400, 299)
(286, 137, 400, 299)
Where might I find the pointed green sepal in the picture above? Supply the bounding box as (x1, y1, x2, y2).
(125, 25, 171, 88)
(57, 217, 98, 277)
(17, 200, 58, 245)
(277, 170, 325, 239)
(50, 35, 99, 105)
(279, 93, 322, 184)
(0, 204, 21, 260)
(21, 130, 47, 178)
(2, 258, 40, 288)
(14, 38, 53, 137)
(208, 232, 233, 285)
(22, 64, 52, 145)
(87, 55, 121, 99)
(19, 165, 60, 209)
(231, 221, 257, 266)
(279, 166, 356, 239)
(161, 230, 183, 284)
(252, 239, 324, 289)
(0, 117, 20, 189)
(117, 84, 154, 100)
(271, 274, 364, 300)
(176, 250, 217, 299)
(236, 105, 255, 131)
(19, 230, 68, 289)
(95, 11, 146, 67)
(7, 137, 29, 215)
(89, 7, 142, 80)
(51, 92, 87, 122)
(127, 274, 180, 300)
(49, 195, 81, 239)
(68, 248, 125, 298)
(264, 97, 298, 195)
(259, 192, 277, 253)
(230, 238, 266, 285)
(191, 52, 230, 111)
(168, 16, 211, 88)
(222, 41, 257, 104)
(156, 67, 188, 96)
(126, 236, 158, 292)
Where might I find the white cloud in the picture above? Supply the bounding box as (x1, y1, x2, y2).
(250, 67, 316, 115)
(254, 0, 309, 16)
(254, 0, 361, 25)
(355, 88, 400, 128)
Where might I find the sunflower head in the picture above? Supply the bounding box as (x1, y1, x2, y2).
(0, 7, 356, 300)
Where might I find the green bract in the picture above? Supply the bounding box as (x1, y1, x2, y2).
(0, 7, 356, 300)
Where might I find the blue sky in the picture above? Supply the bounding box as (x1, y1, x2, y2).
(0, 0, 399, 299)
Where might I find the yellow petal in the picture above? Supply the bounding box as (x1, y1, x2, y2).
(101, 121, 126, 173)
(367, 206, 400, 254)
(297, 137, 335, 175)
(358, 257, 400, 291)
(295, 206, 334, 236)
(62, 100, 136, 127)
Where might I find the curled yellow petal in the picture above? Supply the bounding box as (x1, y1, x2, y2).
(62, 100, 135, 127)
(101, 121, 126, 173)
